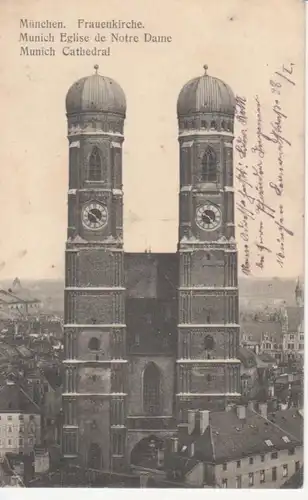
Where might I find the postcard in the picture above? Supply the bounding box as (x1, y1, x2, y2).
(0, 0, 304, 491)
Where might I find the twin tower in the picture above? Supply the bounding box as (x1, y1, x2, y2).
(62, 65, 240, 472)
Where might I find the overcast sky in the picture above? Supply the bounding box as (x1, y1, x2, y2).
(0, 0, 304, 280)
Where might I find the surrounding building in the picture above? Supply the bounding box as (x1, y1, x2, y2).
(163, 405, 303, 488)
(241, 280, 304, 364)
(0, 380, 41, 457)
(0, 279, 41, 319)
(62, 65, 241, 471)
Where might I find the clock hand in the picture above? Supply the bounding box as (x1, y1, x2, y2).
(204, 210, 215, 222)
(88, 210, 101, 223)
(202, 213, 211, 224)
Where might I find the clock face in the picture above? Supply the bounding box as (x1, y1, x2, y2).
(82, 202, 108, 230)
(195, 203, 222, 231)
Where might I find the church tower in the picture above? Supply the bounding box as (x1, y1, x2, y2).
(176, 66, 241, 420)
(295, 277, 304, 308)
(62, 66, 127, 471)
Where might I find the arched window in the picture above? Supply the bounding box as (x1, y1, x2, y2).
(88, 337, 100, 351)
(204, 334, 214, 350)
(89, 147, 104, 181)
(143, 363, 161, 415)
(201, 147, 217, 182)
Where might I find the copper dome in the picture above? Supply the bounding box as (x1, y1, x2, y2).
(66, 66, 126, 116)
(177, 65, 235, 117)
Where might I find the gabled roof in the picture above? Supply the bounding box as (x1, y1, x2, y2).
(238, 346, 257, 368)
(0, 286, 40, 305)
(43, 367, 62, 390)
(0, 290, 21, 304)
(0, 341, 19, 359)
(257, 352, 277, 364)
(210, 409, 301, 462)
(241, 321, 283, 343)
(15, 345, 32, 358)
(267, 409, 303, 441)
(176, 408, 303, 465)
(0, 382, 40, 414)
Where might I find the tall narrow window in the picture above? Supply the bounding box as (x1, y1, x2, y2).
(89, 147, 103, 181)
(248, 472, 254, 487)
(143, 362, 161, 415)
(201, 147, 217, 182)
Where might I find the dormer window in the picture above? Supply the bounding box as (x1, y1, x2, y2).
(265, 439, 273, 447)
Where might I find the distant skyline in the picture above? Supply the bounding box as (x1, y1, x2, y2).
(0, 0, 304, 280)
(0, 275, 303, 284)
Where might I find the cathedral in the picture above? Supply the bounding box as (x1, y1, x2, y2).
(62, 64, 240, 472)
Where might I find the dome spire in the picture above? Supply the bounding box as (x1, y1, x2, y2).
(203, 64, 208, 75)
(94, 64, 99, 74)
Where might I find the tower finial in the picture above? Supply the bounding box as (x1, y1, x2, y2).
(203, 64, 208, 75)
(94, 64, 99, 74)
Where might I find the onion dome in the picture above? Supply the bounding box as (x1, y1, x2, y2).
(177, 65, 235, 117)
(66, 65, 126, 116)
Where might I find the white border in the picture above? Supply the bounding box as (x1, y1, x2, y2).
(2, 5, 307, 500)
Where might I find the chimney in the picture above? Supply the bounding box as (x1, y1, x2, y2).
(199, 410, 210, 434)
(268, 384, 275, 397)
(187, 410, 196, 435)
(157, 448, 164, 467)
(139, 472, 149, 488)
(236, 405, 246, 420)
(170, 437, 178, 453)
(247, 401, 254, 411)
(190, 442, 195, 458)
(258, 402, 268, 419)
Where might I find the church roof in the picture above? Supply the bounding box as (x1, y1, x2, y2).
(177, 65, 235, 117)
(66, 66, 126, 116)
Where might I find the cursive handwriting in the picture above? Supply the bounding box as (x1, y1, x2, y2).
(235, 96, 251, 275)
(234, 64, 295, 273)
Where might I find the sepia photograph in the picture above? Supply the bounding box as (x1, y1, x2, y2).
(0, 0, 305, 491)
